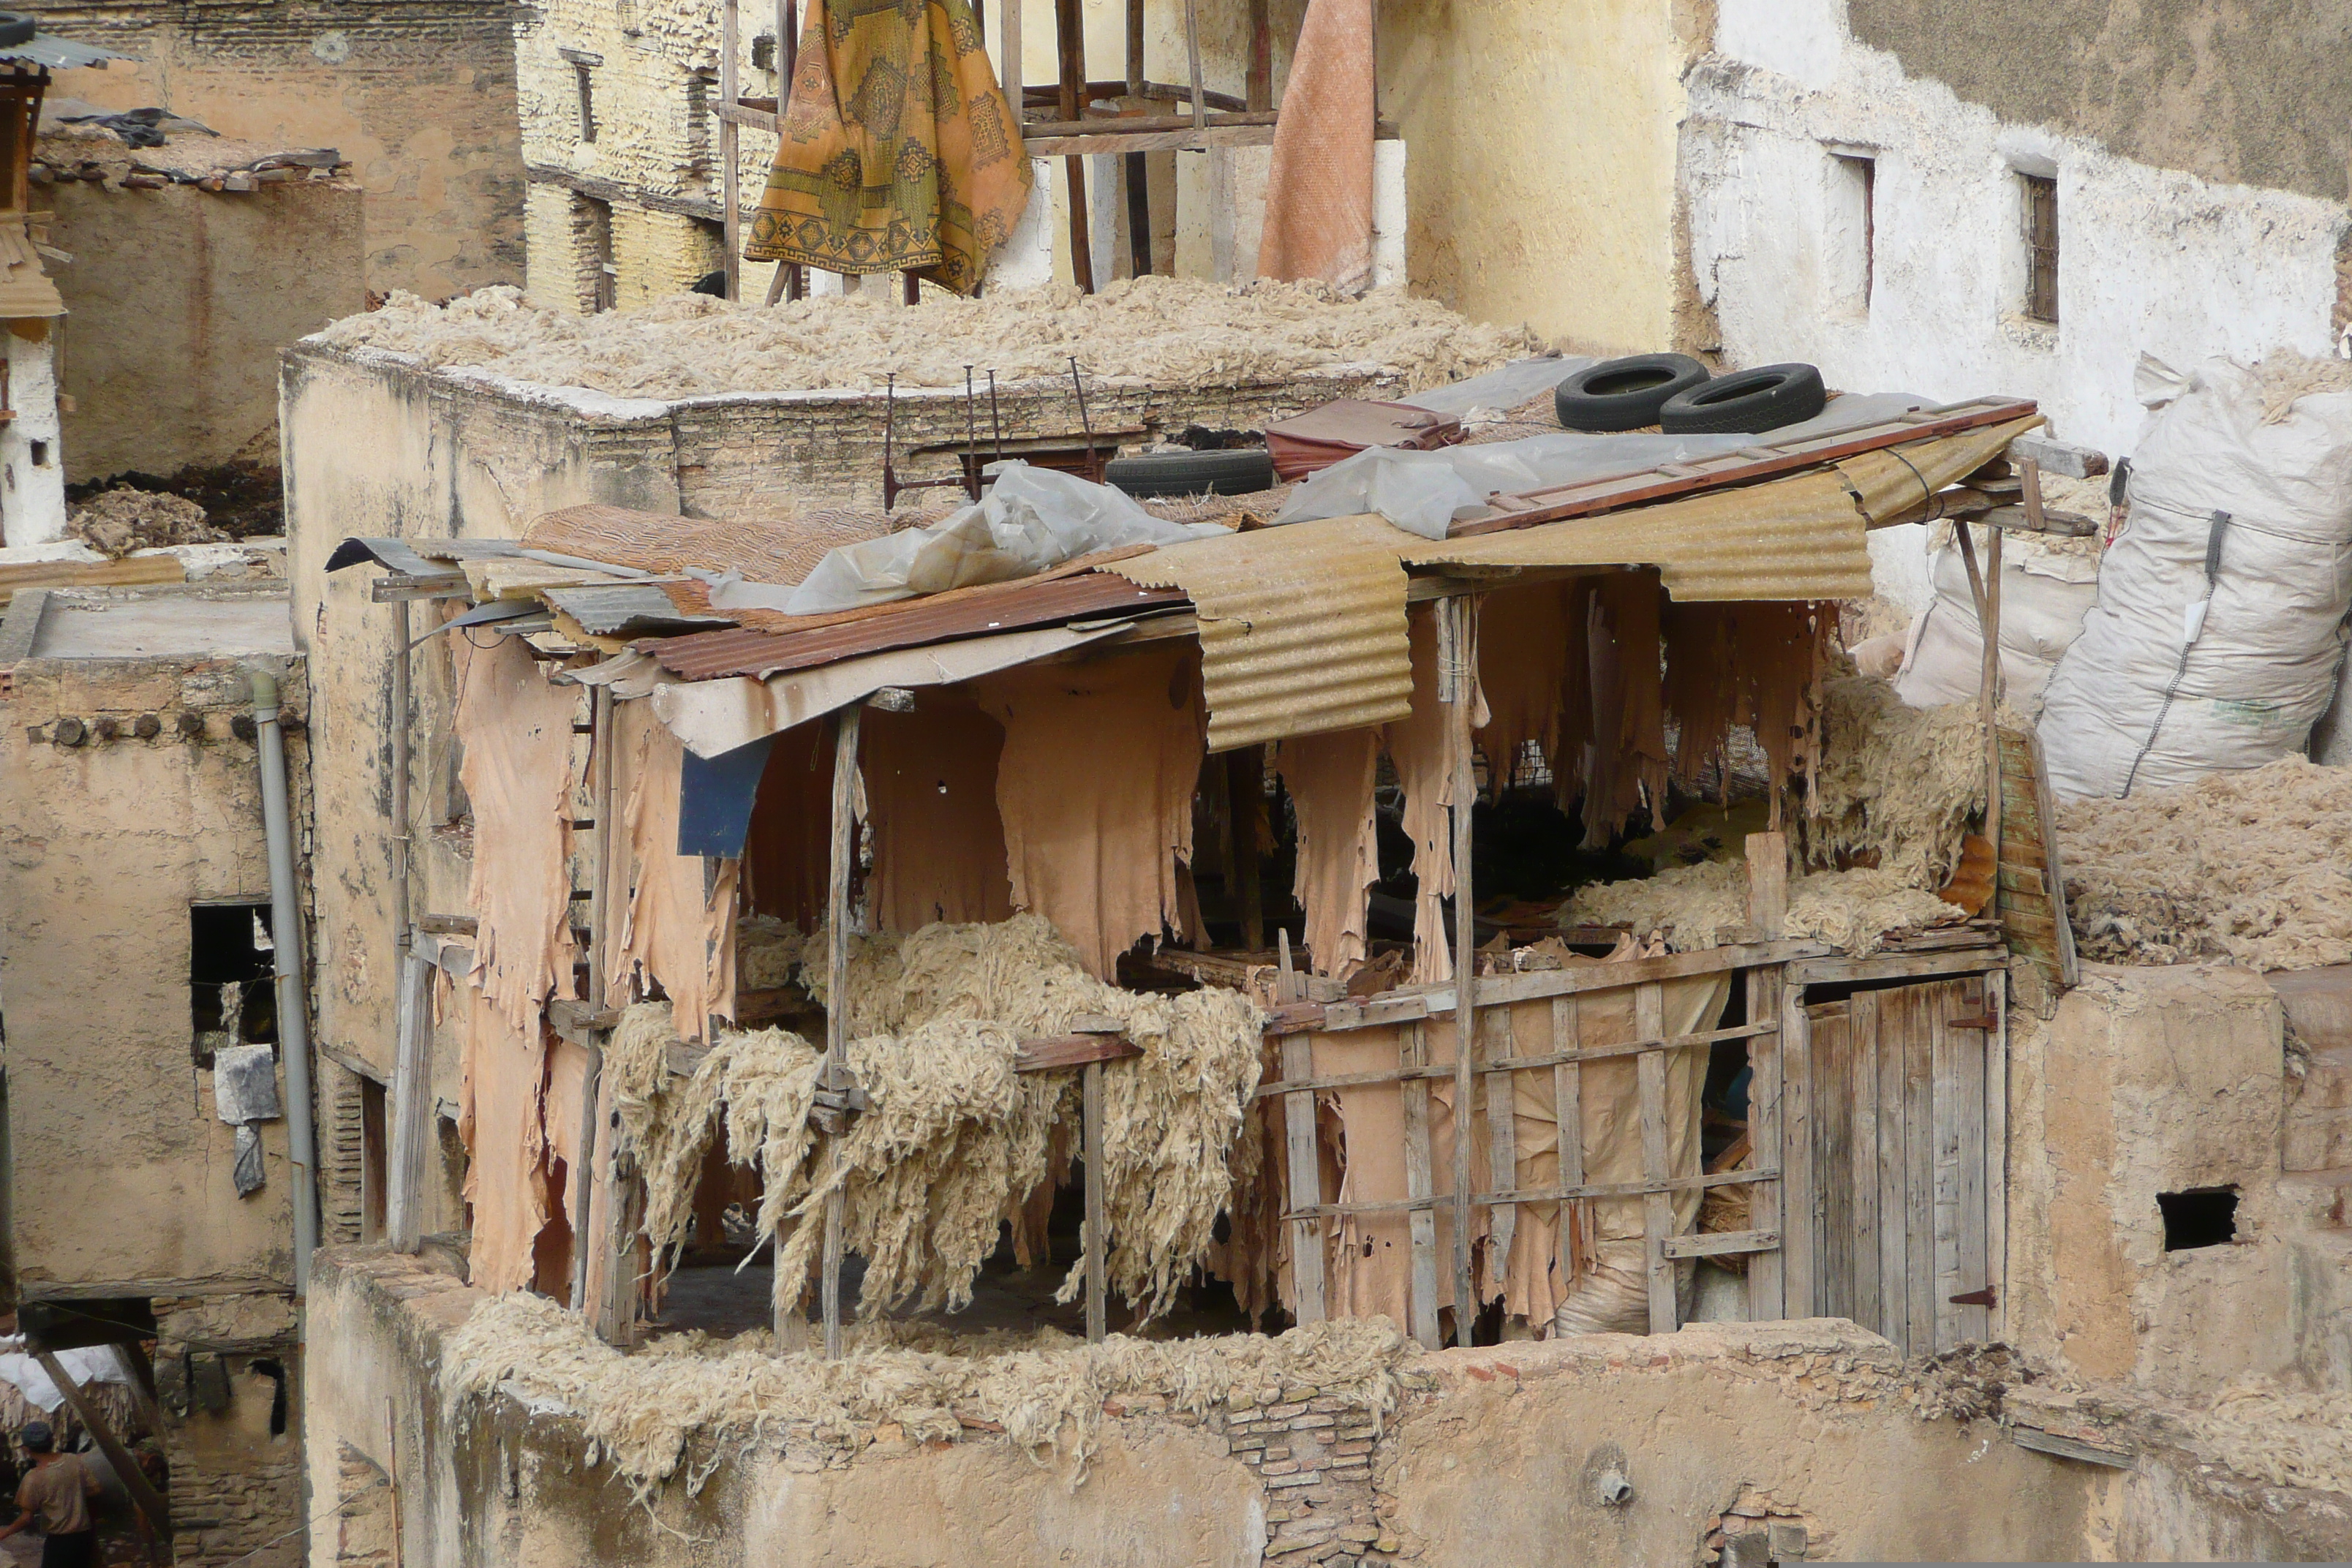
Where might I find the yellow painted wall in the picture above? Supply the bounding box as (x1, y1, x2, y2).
(1374, 0, 1706, 354)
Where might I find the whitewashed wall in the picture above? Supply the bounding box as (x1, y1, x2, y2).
(1685, 0, 2348, 608)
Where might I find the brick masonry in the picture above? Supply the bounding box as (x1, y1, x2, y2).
(154, 1292, 306, 1568)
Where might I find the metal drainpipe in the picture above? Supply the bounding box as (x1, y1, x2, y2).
(251, 666, 320, 1291)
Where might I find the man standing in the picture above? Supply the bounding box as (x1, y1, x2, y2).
(0, 1422, 101, 1567)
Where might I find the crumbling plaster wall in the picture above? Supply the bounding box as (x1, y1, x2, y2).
(2, 325, 68, 548)
(49, 175, 367, 485)
(45, 1, 524, 300)
(2005, 962, 2305, 1401)
(1374, 0, 1708, 355)
(0, 650, 309, 1294)
(306, 1247, 2111, 1568)
(1686, 1, 2349, 609)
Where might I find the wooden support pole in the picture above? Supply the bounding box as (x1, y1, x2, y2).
(34, 1349, 171, 1553)
(1182, 0, 1205, 130)
(385, 945, 433, 1252)
(1275, 930, 1324, 1324)
(779, 0, 804, 301)
(1745, 965, 1786, 1322)
(1400, 1020, 1439, 1348)
(1000, 0, 1022, 131)
(1636, 982, 1675, 1335)
(1985, 476, 2015, 861)
(821, 703, 863, 1358)
(1082, 1059, 1107, 1341)
(1746, 831, 1788, 936)
(570, 685, 616, 1311)
(1120, 0, 1150, 279)
(1550, 996, 1582, 1321)
(1444, 595, 1477, 1346)
(1054, 0, 1094, 292)
(1245, 0, 1272, 112)
(720, 0, 742, 301)
(1482, 1006, 1517, 1300)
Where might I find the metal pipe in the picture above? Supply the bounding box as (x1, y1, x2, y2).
(251, 666, 320, 1291)
(390, 599, 412, 956)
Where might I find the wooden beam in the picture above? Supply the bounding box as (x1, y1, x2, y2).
(1636, 983, 1675, 1334)
(819, 703, 862, 1356)
(1444, 596, 1477, 1346)
(0, 555, 181, 611)
(1281, 1164, 1770, 1222)
(385, 946, 434, 1252)
(34, 1349, 172, 1550)
(1053, 0, 1093, 293)
(2004, 434, 2107, 480)
(572, 683, 617, 1312)
(1660, 1229, 1780, 1260)
(1015, 1033, 1140, 1071)
(1082, 1060, 1107, 1341)
(1745, 965, 1785, 1321)
(720, 0, 741, 301)
(1245, 0, 1272, 112)
(1281, 1030, 1324, 1324)
(1400, 1021, 1439, 1349)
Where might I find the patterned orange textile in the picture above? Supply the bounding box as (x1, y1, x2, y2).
(746, 0, 1032, 295)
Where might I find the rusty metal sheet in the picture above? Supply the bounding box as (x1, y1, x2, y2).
(643, 572, 1187, 681)
(1109, 514, 1417, 752)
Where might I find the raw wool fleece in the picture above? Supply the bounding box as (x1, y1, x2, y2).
(440, 1292, 1420, 1501)
(619, 916, 1266, 1322)
(1800, 676, 1986, 886)
(1561, 861, 1958, 957)
(314, 276, 1542, 399)
(2057, 754, 2352, 970)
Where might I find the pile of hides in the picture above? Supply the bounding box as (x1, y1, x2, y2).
(441, 1284, 1420, 1501)
(316, 276, 1540, 399)
(612, 915, 1266, 1322)
(66, 488, 223, 557)
(2057, 753, 2352, 970)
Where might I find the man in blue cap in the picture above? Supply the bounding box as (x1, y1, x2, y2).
(0, 1422, 101, 1567)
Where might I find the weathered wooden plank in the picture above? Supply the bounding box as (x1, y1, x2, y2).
(1636, 983, 1675, 1335)
(1850, 990, 1882, 1338)
(1280, 1164, 1772, 1221)
(1785, 950, 2006, 987)
(1874, 988, 1910, 1352)
(1400, 1022, 1440, 1349)
(1083, 1060, 1107, 1343)
(1662, 1229, 1781, 1260)
(1446, 595, 1479, 1348)
(1746, 831, 1789, 932)
(2011, 1426, 2133, 1468)
(1746, 966, 1785, 1322)
(820, 704, 861, 1360)
(1780, 986, 1817, 1319)
(1933, 977, 1967, 1352)
(1997, 726, 2080, 991)
(1281, 1032, 1326, 1325)
(1484, 1006, 1518, 1297)
(1984, 974, 2009, 1343)
(1551, 998, 1582, 1316)
(1016, 1034, 1142, 1072)
(1812, 1000, 1852, 1321)
(1905, 983, 1940, 1354)
(385, 947, 435, 1253)
(1956, 976, 1993, 1344)
(1251, 1017, 1776, 1097)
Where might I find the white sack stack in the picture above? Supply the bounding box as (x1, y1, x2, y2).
(2038, 353, 2352, 799)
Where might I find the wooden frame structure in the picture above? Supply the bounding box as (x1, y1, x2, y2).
(709, 0, 1286, 299)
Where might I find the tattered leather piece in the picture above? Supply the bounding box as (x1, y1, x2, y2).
(1382, 604, 1486, 984)
(974, 646, 1206, 978)
(1475, 579, 1581, 797)
(453, 636, 580, 1033)
(455, 975, 554, 1297)
(1661, 600, 1823, 802)
(1578, 572, 1669, 846)
(864, 697, 1015, 932)
(607, 700, 740, 1041)
(739, 720, 835, 931)
(1275, 726, 1382, 977)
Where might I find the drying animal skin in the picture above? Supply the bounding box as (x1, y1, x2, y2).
(441, 1290, 1420, 1501)
(616, 916, 1265, 1324)
(315, 276, 1541, 399)
(2058, 753, 2352, 970)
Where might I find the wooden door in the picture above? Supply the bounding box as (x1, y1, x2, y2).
(1784, 974, 1996, 1354)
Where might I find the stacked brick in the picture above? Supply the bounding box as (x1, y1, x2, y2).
(1219, 1392, 1392, 1565)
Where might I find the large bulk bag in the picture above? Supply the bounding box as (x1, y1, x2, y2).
(1893, 545, 2099, 720)
(2038, 355, 2352, 799)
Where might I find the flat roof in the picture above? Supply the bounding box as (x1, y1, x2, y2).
(28, 587, 294, 660)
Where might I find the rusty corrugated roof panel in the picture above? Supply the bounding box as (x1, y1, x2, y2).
(1109, 515, 1417, 751)
(643, 572, 1188, 681)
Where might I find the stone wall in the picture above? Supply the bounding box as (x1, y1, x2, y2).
(42, 0, 524, 300)
(156, 1292, 305, 1568)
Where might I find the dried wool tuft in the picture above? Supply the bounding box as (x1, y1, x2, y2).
(440, 1291, 1420, 1500)
(1561, 861, 1959, 957)
(1799, 676, 1986, 886)
(317, 276, 1541, 399)
(734, 916, 806, 990)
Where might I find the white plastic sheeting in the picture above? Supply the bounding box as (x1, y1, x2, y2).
(2040, 355, 2352, 799)
(702, 464, 1228, 617)
(0, 1339, 135, 1413)
(1273, 392, 1940, 539)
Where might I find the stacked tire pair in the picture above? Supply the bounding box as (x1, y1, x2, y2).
(1553, 354, 1826, 435)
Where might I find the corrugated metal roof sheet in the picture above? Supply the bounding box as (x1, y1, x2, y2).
(2, 34, 130, 70)
(1108, 515, 1417, 751)
(543, 584, 731, 638)
(644, 572, 1187, 681)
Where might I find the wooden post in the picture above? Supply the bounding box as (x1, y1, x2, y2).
(1482, 1007, 1516, 1301)
(1182, 0, 1205, 131)
(821, 703, 862, 1357)
(1745, 831, 1788, 936)
(1276, 930, 1324, 1324)
(1443, 595, 1477, 1346)
(1121, 0, 1148, 279)
(1245, 0, 1272, 112)
(1779, 984, 1816, 1318)
(385, 946, 434, 1252)
(1745, 965, 1785, 1322)
(1000, 0, 1021, 131)
(1955, 519, 2002, 862)
(1635, 981, 1675, 1334)
(720, 0, 742, 301)
(1053, 0, 1093, 292)
(1550, 996, 1581, 1322)
(779, 0, 804, 301)
(570, 684, 617, 1311)
(1082, 1060, 1107, 1341)
(1399, 1019, 1439, 1348)
(34, 1349, 171, 1552)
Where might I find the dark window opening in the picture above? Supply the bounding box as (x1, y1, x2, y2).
(574, 63, 598, 143)
(29, 439, 47, 467)
(1835, 154, 1874, 307)
(2021, 172, 2058, 325)
(583, 195, 617, 314)
(360, 1076, 388, 1243)
(2159, 1186, 2238, 1251)
(249, 1357, 289, 1436)
(191, 903, 276, 1068)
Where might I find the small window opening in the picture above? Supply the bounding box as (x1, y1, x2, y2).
(2158, 1186, 2238, 1251)
(359, 1076, 388, 1243)
(582, 195, 616, 314)
(2021, 172, 2058, 325)
(191, 903, 276, 1068)
(28, 439, 46, 467)
(1830, 153, 1874, 309)
(249, 1357, 290, 1436)
(574, 63, 598, 144)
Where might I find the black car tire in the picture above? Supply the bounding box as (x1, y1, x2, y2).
(0, 14, 36, 45)
(1657, 362, 1828, 434)
(1104, 447, 1276, 498)
(1552, 353, 1711, 432)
